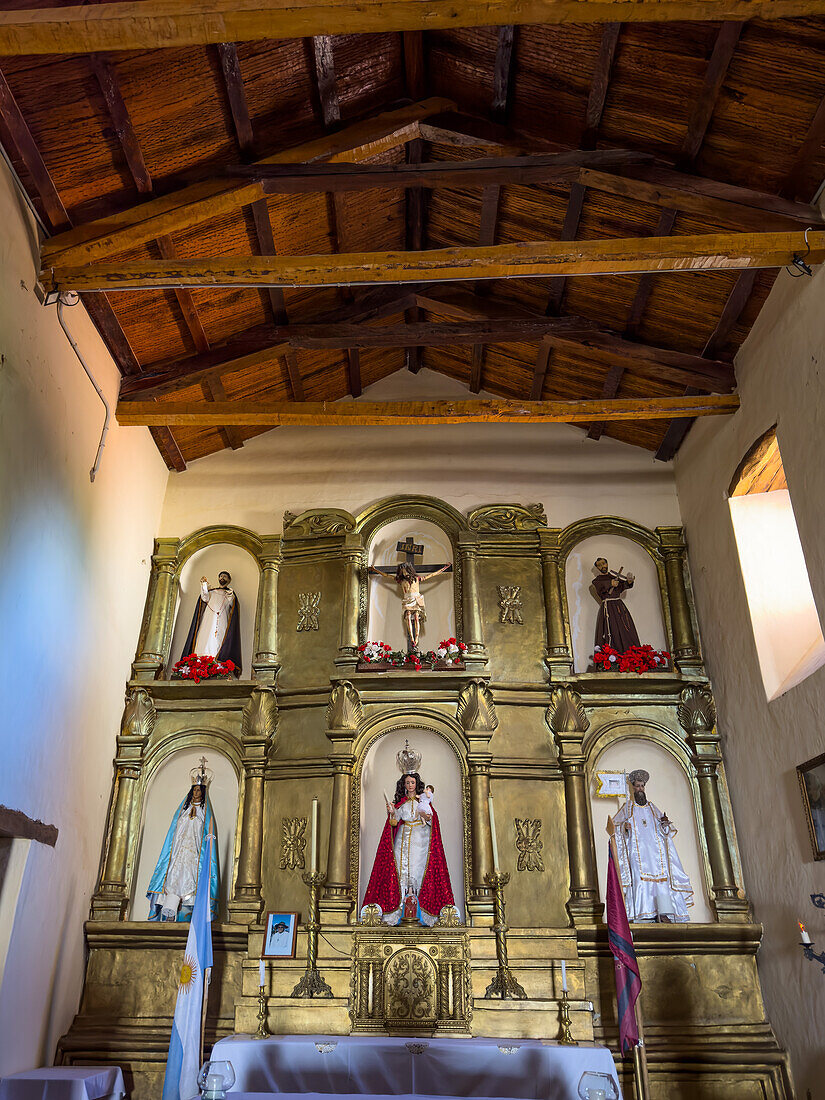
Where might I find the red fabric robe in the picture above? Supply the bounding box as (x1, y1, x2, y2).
(362, 798, 455, 921)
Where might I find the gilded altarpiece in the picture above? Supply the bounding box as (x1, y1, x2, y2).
(57, 500, 793, 1100)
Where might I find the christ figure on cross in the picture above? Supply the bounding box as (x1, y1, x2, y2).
(369, 536, 452, 654)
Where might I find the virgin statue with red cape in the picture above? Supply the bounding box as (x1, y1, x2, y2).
(362, 769, 455, 926)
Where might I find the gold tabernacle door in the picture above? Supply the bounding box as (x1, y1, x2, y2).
(350, 922, 471, 1035)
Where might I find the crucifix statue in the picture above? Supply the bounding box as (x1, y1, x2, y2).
(369, 535, 453, 653)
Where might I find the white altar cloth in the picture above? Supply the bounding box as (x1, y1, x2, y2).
(209, 1035, 621, 1100)
(0, 1067, 125, 1100)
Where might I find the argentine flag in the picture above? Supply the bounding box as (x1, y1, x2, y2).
(162, 834, 214, 1100)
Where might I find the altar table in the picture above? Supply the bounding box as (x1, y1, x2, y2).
(0, 1067, 125, 1100)
(209, 1035, 622, 1100)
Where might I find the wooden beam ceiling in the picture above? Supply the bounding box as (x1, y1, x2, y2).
(589, 19, 746, 441)
(116, 394, 741, 428)
(0, 62, 187, 469)
(44, 230, 825, 292)
(1, 0, 822, 56)
(40, 97, 454, 270)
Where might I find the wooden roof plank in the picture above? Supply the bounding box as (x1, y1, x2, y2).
(1, 1, 821, 56)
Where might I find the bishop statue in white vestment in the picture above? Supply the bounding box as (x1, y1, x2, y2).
(178, 570, 242, 675)
(609, 769, 693, 923)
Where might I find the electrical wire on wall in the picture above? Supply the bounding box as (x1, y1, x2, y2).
(56, 291, 111, 483)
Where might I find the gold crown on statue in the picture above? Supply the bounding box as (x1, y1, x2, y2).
(190, 756, 213, 788)
(396, 739, 422, 774)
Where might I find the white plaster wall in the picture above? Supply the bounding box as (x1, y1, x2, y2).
(566, 535, 667, 672)
(168, 544, 260, 677)
(674, 260, 825, 1095)
(158, 369, 682, 535)
(358, 729, 465, 919)
(367, 519, 455, 651)
(589, 737, 712, 922)
(0, 157, 168, 1072)
(131, 748, 239, 919)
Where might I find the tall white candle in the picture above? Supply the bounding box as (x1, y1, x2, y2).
(259, 958, 266, 986)
(799, 921, 812, 945)
(561, 959, 568, 993)
(488, 794, 500, 874)
(311, 797, 319, 873)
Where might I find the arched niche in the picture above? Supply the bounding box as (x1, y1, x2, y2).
(587, 727, 712, 922)
(367, 519, 456, 651)
(356, 726, 466, 921)
(131, 745, 239, 920)
(168, 541, 260, 678)
(565, 530, 667, 673)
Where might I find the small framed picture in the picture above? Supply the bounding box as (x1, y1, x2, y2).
(262, 911, 299, 958)
(797, 752, 825, 861)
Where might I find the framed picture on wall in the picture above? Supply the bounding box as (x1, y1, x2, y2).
(797, 753, 825, 860)
(262, 911, 299, 958)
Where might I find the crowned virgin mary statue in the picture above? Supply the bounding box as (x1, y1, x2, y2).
(362, 740, 455, 926)
(146, 760, 219, 922)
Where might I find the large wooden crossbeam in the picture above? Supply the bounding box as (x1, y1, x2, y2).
(44, 230, 825, 292)
(1, 0, 821, 55)
(115, 394, 740, 428)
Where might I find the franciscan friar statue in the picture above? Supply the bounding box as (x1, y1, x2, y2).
(593, 557, 640, 652)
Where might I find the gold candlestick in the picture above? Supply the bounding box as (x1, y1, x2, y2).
(483, 870, 526, 999)
(558, 988, 578, 1045)
(255, 983, 270, 1039)
(291, 870, 333, 998)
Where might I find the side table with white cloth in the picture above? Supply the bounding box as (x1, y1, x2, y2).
(207, 1034, 622, 1100)
(0, 1066, 125, 1100)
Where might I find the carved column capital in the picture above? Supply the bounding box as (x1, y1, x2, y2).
(242, 686, 278, 748)
(457, 679, 498, 750)
(546, 686, 589, 762)
(327, 680, 363, 736)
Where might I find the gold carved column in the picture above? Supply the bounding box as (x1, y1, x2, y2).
(539, 530, 573, 677)
(678, 686, 749, 923)
(336, 534, 364, 671)
(657, 527, 702, 674)
(229, 687, 277, 924)
(321, 681, 362, 924)
(457, 680, 498, 923)
(132, 538, 180, 680)
(91, 688, 156, 920)
(547, 687, 602, 926)
(252, 536, 282, 683)
(457, 536, 487, 670)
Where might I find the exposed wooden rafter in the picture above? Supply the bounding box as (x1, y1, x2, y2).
(91, 50, 243, 449)
(116, 394, 741, 428)
(40, 98, 454, 269)
(533, 21, 621, 397)
(1, 0, 820, 56)
(589, 20, 744, 442)
(46, 230, 825, 292)
(0, 64, 188, 469)
(216, 39, 305, 400)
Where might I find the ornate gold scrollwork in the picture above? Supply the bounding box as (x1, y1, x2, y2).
(360, 903, 383, 927)
(280, 817, 307, 870)
(497, 585, 524, 624)
(283, 509, 357, 536)
(467, 504, 548, 532)
(297, 591, 321, 631)
(515, 818, 544, 872)
(242, 686, 278, 742)
(385, 949, 437, 1022)
(438, 905, 462, 927)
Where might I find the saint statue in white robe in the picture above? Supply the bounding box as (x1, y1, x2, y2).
(178, 570, 242, 675)
(611, 769, 693, 923)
